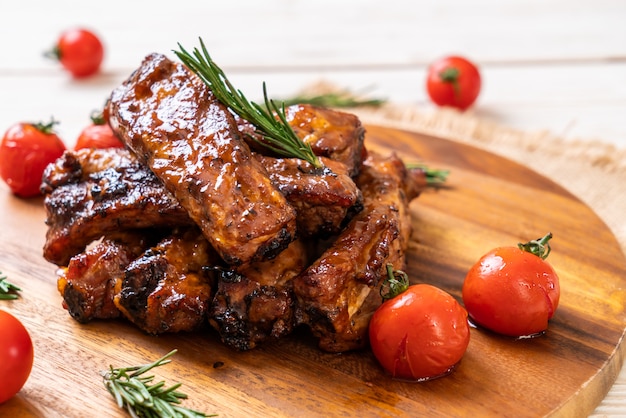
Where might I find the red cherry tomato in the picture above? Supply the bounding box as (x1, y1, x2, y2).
(75, 111, 124, 150)
(369, 266, 470, 381)
(48, 28, 104, 78)
(0, 310, 34, 404)
(462, 233, 560, 337)
(0, 120, 66, 197)
(426, 55, 481, 110)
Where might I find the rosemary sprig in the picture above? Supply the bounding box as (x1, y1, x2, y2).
(174, 39, 322, 169)
(278, 90, 386, 108)
(406, 163, 450, 187)
(0, 272, 21, 300)
(102, 349, 215, 418)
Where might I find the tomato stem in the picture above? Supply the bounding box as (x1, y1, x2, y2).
(33, 118, 60, 135)
(380, 264, 410, 300)
(439, 67, 461, 98)
(90, 110, 106, 125)
(43, 46, 62, 62)
(518, 232, 553, 260)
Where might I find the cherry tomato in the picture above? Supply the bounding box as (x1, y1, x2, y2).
(0, 310, 34, 404)
(426, 55, 481, 110)
(369, 266, 470, 381)
(75, 111, 124, 150)
(48, 28, 104, 78)
(0, 120, 66, 197)
(462, 233, 560, 337)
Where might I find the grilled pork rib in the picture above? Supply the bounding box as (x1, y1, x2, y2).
(286, 104, 366, 176)
(57, 232, 153, 323)
(209, 239, 309, 350)
(115, 228, 219, 334)
(42, 148, 192, 266)
(257, 155, 362, 237)
(293, 150, 426, 353)
(236, 104, 366, 177)
(106, 53, 297, 266)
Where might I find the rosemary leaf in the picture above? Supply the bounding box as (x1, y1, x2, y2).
(154, 396, 178, 417)
(0, 272, 21, 300)
(176, 406, 207, 418)
(108, 379, 125, 407)
(174, 38, 321, 169)
(126, 378, 150, 404)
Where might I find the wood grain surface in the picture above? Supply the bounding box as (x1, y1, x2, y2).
(1, 125, 625, 417)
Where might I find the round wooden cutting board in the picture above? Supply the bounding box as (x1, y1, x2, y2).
(1, 125, 625, 417)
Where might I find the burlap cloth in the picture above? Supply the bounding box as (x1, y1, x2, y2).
(300, 82, 626, 415)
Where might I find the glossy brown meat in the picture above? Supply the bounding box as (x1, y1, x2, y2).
(209, 239, 308, 350)
(236, 104, 366, 176)
(42, 146, 361, 267)
(42, 148, 192, 266)
(287, 104, 366, 175)
(106, 53, 297, 266)
(115, 228, 219, 334)
(42, 147, 134, 189)
(57, 233, 151, 323)
(256, 155, 363, 237)
(293, 151, 424, 353)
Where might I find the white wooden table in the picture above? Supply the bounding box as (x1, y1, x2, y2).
(1, 1, 625, 416)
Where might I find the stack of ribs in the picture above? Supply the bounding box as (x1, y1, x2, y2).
(41, 53, 427, 352)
